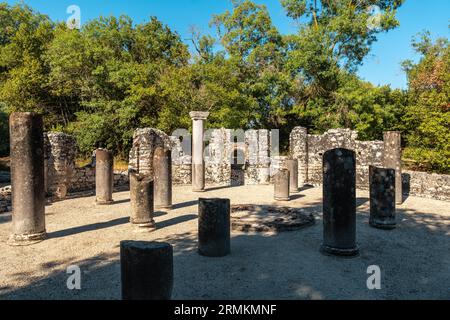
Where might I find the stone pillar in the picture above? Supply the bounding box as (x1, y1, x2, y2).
(286, 159, 299, 193)
(129, 172, 156, 232)
(154, 147, 172, 210)
(120, 241, 173, 300)
(8, 112, 46, 246)
(198, 198, 231, 257)
(190, 111, 209, 192)
(383, 131, 402, 204)
(290, 127, 308, 186)
(95, 148, 114, 205)
(321, 148, 359, 257)
(369, 166, 396, 229)
(274, 169, 290, 201)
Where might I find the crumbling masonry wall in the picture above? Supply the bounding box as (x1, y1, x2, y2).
(290, 128, 384, 188)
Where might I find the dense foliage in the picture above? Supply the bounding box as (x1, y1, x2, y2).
(0, 1, 448, 173)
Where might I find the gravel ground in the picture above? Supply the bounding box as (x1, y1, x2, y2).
(0, 185, 449, 300)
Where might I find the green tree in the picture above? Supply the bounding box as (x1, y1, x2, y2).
(402, 32, 450, 173)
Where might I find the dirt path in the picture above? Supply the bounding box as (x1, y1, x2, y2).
(0, 185, 449, 300)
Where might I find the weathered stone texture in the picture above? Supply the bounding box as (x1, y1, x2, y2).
(291, 127, 384, 189)
(403, 170, 450, 201)
(44, 132, 77, 198)
(129, 128, 173, 177)
(0, 185, 12, 213)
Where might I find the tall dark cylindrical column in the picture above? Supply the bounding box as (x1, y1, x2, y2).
(129, 172, 156, 232)
(8, 112, 46, 246)
(120, 241, 173, 300)
(286, 159, 299, 193)
(321, 148, 359, 257)
(154, 147, 172, 210)
(369, 166, 396, 229)
(95, 148, 114, 205)
(198, 198, 231, 257)
(274, 169, 290, 201)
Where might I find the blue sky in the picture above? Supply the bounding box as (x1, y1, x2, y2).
(4, 0, 450, 89)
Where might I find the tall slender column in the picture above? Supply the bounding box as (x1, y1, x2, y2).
(321, 148, 359, 257)
(8, 112, 46, 246)
(154, 147, 172, 210)
(286, 159, 299, 193)
(95, 148, 114, 205)
(383, 131, 403, 204)
(190, 111, 209, 192)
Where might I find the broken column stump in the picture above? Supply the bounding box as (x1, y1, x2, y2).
(8, 112, 46, 246)
(274, 169, 290, 201)
(129, 172, 156, 232)
(321, 148, 359, 257)
(198, 198, 231, 257)
(154, 147, 172, 210)
(120, 241, 173, 300)
(369, 166, 396, 230)
(286, 159, 299, 193)
(95, 148, 114, 205)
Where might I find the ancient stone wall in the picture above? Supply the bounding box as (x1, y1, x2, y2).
(0, 185, 11, 213)
(290, 127, 384, 188)
(44, 132, 77, 198)
(403, 170, 450, 201)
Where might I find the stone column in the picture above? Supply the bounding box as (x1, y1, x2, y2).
(120, 241, 173, 300)
(286, 159, 299, 193)
(154, 147, 172, 210)
(129, 172, 156, 232)
(369, 166, 396, 229)
(8, 112, 46, 246)
(274, 169, 290, 201)
(95, 148, 114, 205)
(190, 111, 209, 192)
(321, 148, 359, 257)
(383, 131, 402, 204)
(290, 127, 308, 186)
(198, 198, 231, 257)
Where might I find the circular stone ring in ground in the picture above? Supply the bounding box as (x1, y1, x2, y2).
(231, 204, 315, 232)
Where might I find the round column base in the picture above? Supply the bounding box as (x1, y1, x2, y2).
(192, 189, 206, 193)
(370, 220, 396, 230)
(132, 222, 157, 233)
(198, 249, 230, 258)
(7, 231, 47, 246)
(274, 197, 290, 201)
(320, 244, 360, 258)
(95, 199, 115, 206)
(155, 205, 173, 210)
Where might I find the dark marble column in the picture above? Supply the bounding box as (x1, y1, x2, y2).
(286, 159, 299, 193)
(198, 198, 231, 257)
(321, 148, 359, 257)
(95, 148, 114, 205)
(154, 147, 172, 210)
(369, 166, 396, 229)
(129, 172, 156, 232)
(383, 131, 402, 204)
(8, 112, 46, 246)
(120, 241, 173, 300)
(274, 169, 290, 201)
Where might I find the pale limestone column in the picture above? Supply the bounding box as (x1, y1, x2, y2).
(383, 131, 402, 204)
(190, 111, 209, 192)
